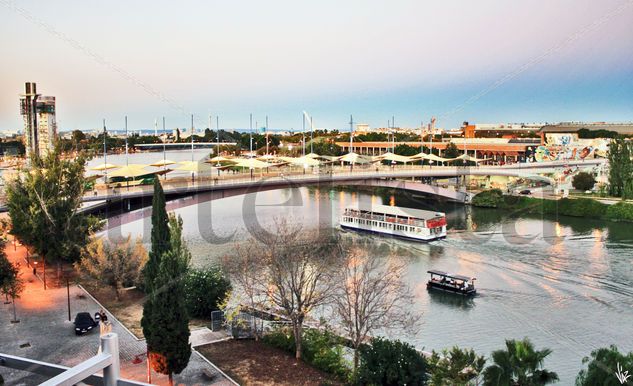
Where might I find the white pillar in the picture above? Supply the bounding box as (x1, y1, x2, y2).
(102, 333, 120, 386)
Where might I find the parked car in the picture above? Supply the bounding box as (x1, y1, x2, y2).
(74, 312, 98, 335)
(519, 189, 532, 195)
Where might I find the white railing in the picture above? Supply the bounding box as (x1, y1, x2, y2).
(0, 333, 150, 386)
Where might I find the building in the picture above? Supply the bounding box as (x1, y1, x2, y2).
(462, 122, 543, 139)
(19, 82, 57, 158)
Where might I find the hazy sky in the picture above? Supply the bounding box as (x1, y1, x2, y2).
(1, 0, 632, 132)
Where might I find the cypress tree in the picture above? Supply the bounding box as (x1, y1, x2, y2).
(147, 214, 191, 386)
(143, 178, 170, 293)
(141, 178, 171, 376)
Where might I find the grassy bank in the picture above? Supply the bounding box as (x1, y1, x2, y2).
(472, 189, 633, 222)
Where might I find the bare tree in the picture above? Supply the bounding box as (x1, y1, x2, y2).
(228, 219, 340, 359)
(333, 237, 418, 370)
(221, 241, 267, 340)
(260, 219, 340, 359)
(75, 236, 148, 300)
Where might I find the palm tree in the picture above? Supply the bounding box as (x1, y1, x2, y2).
(483, 338, 559, 386)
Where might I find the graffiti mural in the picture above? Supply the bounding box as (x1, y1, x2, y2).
(527, 138, 609, 163)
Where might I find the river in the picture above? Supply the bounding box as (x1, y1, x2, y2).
(103, 167, 633, 383)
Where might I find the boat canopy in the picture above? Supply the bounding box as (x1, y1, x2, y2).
(427, 270, 475, 282)
(345, 204, 444, 221)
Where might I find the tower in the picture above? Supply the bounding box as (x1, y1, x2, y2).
(19, 82, 57, 159)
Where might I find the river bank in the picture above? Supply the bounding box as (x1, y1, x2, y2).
(472, 189, 633, 222)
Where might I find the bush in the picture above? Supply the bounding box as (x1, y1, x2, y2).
(572, 172, 596, 191)
(183, 267, 231, 318)
(356, 337, 427, 386)
(263, 326, 350, 379)
(605, 202, 633, 222)
(472, 189, 504, 208)
(576, 345, 633, 386)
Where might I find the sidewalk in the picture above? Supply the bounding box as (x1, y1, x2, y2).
(0, 243, 235, 385)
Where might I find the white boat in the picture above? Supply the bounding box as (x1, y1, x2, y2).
(340, 204, 447, 242)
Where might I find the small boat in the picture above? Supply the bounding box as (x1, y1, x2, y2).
(340, 204, 447, 242)
(427, 270, 477, 296)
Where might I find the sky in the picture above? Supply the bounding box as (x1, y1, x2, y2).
(1, 0, 632, 132)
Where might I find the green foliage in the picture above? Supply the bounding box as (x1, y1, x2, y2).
(311, 141, 343, 156)
(183, 267, 231, 318)
(143, 179, 170, 293)
(577, 128, 620, 139)
(483, 338, 558, 386)
(605, 201, 633, 222)
(0, 239, 23, 300)
(356, 337, 427, 386)
(608, 138, 633, 198)
(472, 189, 633, 223)
(472, 189, 505, 208)
(572, 172, 596, 191)
(576, 345, 633, 386)
(6, 144, 100, 263)
(443, 142, 461, 159)
(263, 327, 350, 379)
(394, 144, 420, 156)
(428, 346, 486, 386)
(144, 214, 192, 378)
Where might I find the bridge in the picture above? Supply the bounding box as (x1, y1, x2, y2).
(74, 159, 604, 212)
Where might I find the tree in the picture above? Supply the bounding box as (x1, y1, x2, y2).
(143, 178, 170, 293)
(75, 236, 147, 301)
(444, 141, 461, 159)
(576, 345, 633, 386)
(428, 346, 486, 386)
(572, 172, 596, 191)
(394, 144, 419, 156)
(221, 242, 268, 340)
(483, 338, 558, 386)
(144, 215, 191, 386)
(333, 238, 417, 370)
(6, 144, 100, 287)
(356, 337, 427, 386)
(183, 267, 231, 318)
(249, 219, 340, 359)
(0, 241, 25, 323)
(608, 138, 633, 198)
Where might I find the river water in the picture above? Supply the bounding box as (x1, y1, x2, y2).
(106, 173, 633, 383)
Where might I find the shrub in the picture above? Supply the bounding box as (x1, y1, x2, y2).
(263, 326, 350, 379)
(572, 172, 596, 191)
(472, 189, 504, 208)
(183, 267, 231, 318)
(356, 337, 427, 386)
(605, 202, 633, 222)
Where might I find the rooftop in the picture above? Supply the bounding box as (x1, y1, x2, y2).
(346, 203, 444, 220)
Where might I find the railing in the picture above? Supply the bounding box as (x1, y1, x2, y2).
(0, 333, 151, 386)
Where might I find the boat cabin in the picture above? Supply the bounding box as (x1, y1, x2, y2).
(427, 270, 476, 296)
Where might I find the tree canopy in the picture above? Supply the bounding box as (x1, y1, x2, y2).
(6, 144, 100, 265)
(482, 338, 558, 386)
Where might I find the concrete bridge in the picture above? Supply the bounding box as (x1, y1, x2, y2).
(0, 158, 605, 213)
(79, 159, 605, 212)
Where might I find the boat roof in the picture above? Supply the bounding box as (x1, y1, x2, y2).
(345, 204, 444, 220)
(427, 270, 474, 282)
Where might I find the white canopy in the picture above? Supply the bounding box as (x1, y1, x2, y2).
(231, 158, 275, 169)
(91, 163, 120, 171)
(174, 161, 215, 173)
(339, 152, 373, 164)
(279, 156, 321, 167)
(150, 159, 177, 167)
(379, 152, 413, 163)
(107, 164, 153, 178)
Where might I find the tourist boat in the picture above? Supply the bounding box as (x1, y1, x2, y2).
(426, 270, 477, 296)
(340, 204, 447, 242)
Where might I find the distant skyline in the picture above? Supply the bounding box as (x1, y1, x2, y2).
(1, 0, 632, 132)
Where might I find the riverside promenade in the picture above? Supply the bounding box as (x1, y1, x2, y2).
(0, 243, 235, 385)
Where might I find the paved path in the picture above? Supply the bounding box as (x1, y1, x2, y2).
(0, 244, 235, 386)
